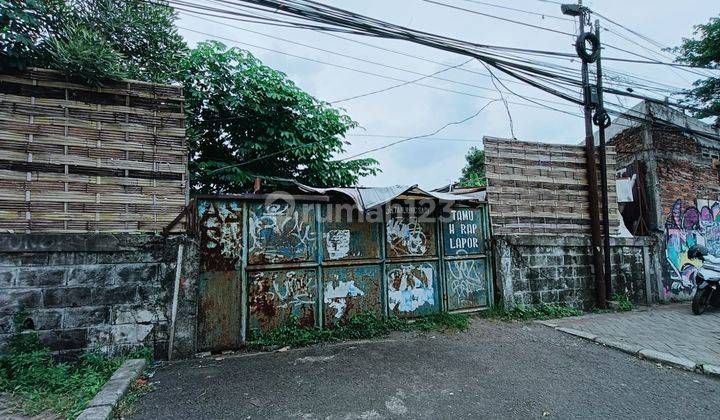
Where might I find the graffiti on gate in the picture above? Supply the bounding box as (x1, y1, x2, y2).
(323, 265, 381, 324)
(198, 200, 243, 271)
(386, 217, 431, 256)
(248, 269, 316, 332)
(325, 229, 350, 260)
(446, 256, 487, 309)
(248, 203, 316, 264)
(387, 262, 438, 315)
(664, 199, 720, 295)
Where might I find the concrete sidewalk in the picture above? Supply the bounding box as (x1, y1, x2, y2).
(539, 303, 720, 373)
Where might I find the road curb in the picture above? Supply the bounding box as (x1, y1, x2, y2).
(544, 324, 720, 380)
(555, 327, 597, 341)
(638, 349, 697, 372)
(76, 358, 146, 420)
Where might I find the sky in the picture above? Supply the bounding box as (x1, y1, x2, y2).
(177, 0, 719, 189)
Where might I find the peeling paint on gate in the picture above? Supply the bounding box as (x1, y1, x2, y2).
(386, 262, 438, 316)
(386, 216, 436, 257)
(248, 203, 316, 264)
(194, 197, 491, 350)
(323, 265, 382, 325)
(198, 200, 243, 271)
(322, 205, 381, 261)
(248, 269, 316, 333)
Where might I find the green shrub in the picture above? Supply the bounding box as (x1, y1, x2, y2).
(247, 311, 469, 351)
(0, 309, 153, 418)
(46, 24, 127, 86)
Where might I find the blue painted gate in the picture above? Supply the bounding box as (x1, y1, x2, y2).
(195, 197, 492, 351)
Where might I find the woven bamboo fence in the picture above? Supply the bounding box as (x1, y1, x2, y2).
(485, 136, 619, 235)
(0, 68, 188, 233)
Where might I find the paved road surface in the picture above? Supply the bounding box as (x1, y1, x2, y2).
(546, 304, 720, 367)
(130, 319, 720, 419)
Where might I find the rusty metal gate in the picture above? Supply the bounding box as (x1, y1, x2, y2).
(195, 197, 492, 352)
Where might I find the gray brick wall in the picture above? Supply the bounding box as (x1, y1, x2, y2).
(0, 234, 198, 359)
(493, 235, 658, 309)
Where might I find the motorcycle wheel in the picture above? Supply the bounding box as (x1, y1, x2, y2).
(692, 287, 712, 315)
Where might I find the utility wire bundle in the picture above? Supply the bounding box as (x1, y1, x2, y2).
(163, 0, 720, 149)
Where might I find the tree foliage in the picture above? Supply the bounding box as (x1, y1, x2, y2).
(182, 42, 379, 193)
(0, 0, 68, 71)
(459, 147, 485, 187)
(0, 0, 186, 84)
(672, 16, 720, 127)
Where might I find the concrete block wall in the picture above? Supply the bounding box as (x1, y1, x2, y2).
(493, 235, 658, 309)
(0, 234, 198, 359)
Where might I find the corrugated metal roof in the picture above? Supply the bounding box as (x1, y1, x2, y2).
(294, 182, 484, 211)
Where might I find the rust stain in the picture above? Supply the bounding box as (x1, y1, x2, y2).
(323, 265, 381, 326)
(248, 269, 316, 334)
(197, 271, 241, 351)
(198, 200, 243, 271)
(248, 204, 317, 265)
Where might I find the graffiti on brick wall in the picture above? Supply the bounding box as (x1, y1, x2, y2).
(665, 199, 720, 295)
(248, 203, 316, 264)
(387, 263, 437, 315)
(198, 201, 243, 271)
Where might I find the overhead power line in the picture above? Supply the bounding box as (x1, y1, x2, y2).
(179, 10, 561, 102)
(201, 0, 714, 109)
(331, 58, 474, 104)
(348, 134, 485, 143)
(455, 0, 574, 22)
(177, 25, 584, 113)
(341, 99, 501, 161)
(419, 0, 574, 36)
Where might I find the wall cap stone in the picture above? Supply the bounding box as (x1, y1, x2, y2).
(0, 233, 186, 253)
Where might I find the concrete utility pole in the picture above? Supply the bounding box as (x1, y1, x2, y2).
(595, 20, 613, 300)
(562, 0, 607, 309)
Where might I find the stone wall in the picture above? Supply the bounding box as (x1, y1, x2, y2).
(493, 235, 658, 309)
(0, 234, 198, 359)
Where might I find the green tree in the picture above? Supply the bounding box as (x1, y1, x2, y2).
(0, 0, 186, 84)
(0, 0, 68, 72)
(672, 16, 720, 127)
(459, 147, 485, 187)
(182, 42, 379, 193)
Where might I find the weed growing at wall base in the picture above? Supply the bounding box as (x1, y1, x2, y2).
(610, 293, 634, 312)
(478, 303, 583, 321)
(0, 316, 152, 419)
(247, 312, 469, 350)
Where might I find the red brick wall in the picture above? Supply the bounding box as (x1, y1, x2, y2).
(653, 126, 719, 217)
(609, 126, 644, 165)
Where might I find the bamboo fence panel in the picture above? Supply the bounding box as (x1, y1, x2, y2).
(485, 136, 620, 236)
(0, 68, 188, 233)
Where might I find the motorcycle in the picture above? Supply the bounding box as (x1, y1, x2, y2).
(687, 245, 720, 315)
